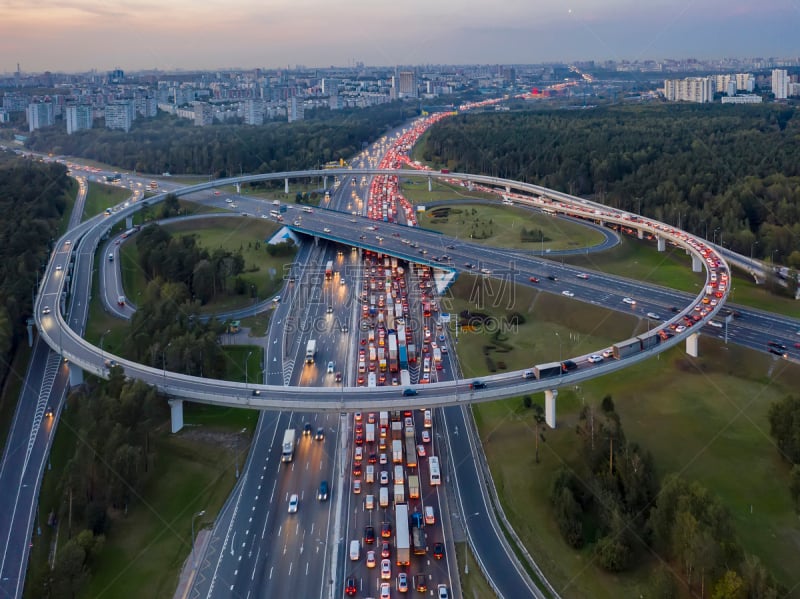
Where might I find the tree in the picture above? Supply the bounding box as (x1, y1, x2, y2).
(711, 570, 746, 599)
(789, 464, 800, 512)
(49, 539, 88, 599)
(768, 395, 800, 463)
(532, 403, 546, 463)
(594, 535, 631, 572)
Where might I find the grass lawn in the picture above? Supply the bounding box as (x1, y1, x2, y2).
(84, 253, 128, 353)
(220, 345, 264, 385)
(456, 541, 500, 599)
(454, 279, 800, 598)
(399, 178, 498, 204)
(419, 204, 606, 252)
(82, 182, 131, 221)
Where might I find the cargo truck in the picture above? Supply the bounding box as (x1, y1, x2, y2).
(388, 334, 398, 372)
(325, 260, 333, 280)
(391, 421, 403, 440)
(405, 438, 417, 468)
(407, 474, 420, 499)
(380, 411, 389, 428)
(533, 361, 562, 379)
(394, 482, 405, 504)
(398, 345, 408, 370)
(612, 337, 643, 360)
(395, 504, 411, 565)
(400, 369, 411, 387)
(366, 422, 375, 444)
(281, 429, 296, 462)
(408, 344, 417, 364)
(305, 339, 316, 364)
(392, 439, 403, 463)
(378, 347, 387, 371)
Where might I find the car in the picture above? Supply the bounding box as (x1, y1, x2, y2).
(381, 521, 392, 538)
(708, 321, 723, 329)
(44, 406, 54, 418)
(675, 325, 687, 333)
(365, 525, 376, 544)
(315, 427, 325, 440)
(561, 290, 575, 297)
(413, 574, 428, 592)
(576, 273, 589, 279)
(470, 380, 487, 390)
(622, 297, 637, 305)
(368, 452, 378, 464)
(769, 348, 787, 357)
(380, 470, 390, 485)
(397, 572, 408, 592)
(353, 479, 362, 494)
(421, 430, 431, 443)
(41, 306, 51, 315)
(670, 306, 681, 313)
(602, 349, 614, 358)
(402, 388, 417, 396)
(288, 493, 299, 513)
(425, 505, 435, 525)
(432, 542, 444, 560)
(355, 446, 363, 461)
(646, 312, 661, 320)
(381, 558, 392, 579)
(64, 239, 71, 246)
(55, 264, 62, 271)
(380, 582, 391, 599)
(326, 305, 333, 313)
(562, 359, 578, 371)
(327, 360, 335, 374)
(353, 464, 362, 477)
(437, 584, 449, 599)
(345, 577, 357, 596)
(365, 494, 375, 509)
(587, 354, 603, 364)
(318, 480, 329, 501)
(547, 274, 558, 281)
(417, 444, 426, 457)
(323, 227, 331, 233)
(379, 452, 388, 464)
(529, 276, 539, 283)
(381, 540, 391, 558)
(366, 550, 376, 568)
(303, 422, 312, 436)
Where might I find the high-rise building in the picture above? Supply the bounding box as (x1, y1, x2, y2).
(398, 71, 417, 98)
(105, 100, 135, 132)
(663, 77, 712, 103)
(289, 97, 304, 122)
(771, 69, 788, 99)
(735, 73, 755, 92)
(65, 105, 93, 134)
(135, 96, 158, 118)
(193, 102, 214, 126)
(243, 99, 265, 125)
(26, 100, 55, 131)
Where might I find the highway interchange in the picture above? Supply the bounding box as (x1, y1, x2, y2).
(2, 111, 800, 599)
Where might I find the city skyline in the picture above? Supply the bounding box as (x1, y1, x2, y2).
(2, 0, 799, 73)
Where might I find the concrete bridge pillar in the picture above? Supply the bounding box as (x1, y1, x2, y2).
(125, 216, 133, 230)
(169, 399, 184, 433)
(685, 333, 699, 358)
(68, 363, 83, 387)
(284, 178, 289, 194)
(657, 236, 666, 252)
(323, 175, 328, 189)
(428, 176, 432, 192)
(505, 185, 510, 193)
(314, 236, 319, 247)
(544, 389, 558, 429)
(637, 228, 644, 240)
(692, 255, 703, 272)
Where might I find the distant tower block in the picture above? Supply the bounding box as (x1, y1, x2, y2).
(545, 389, 558, 429)
(685, 333, 699, 357)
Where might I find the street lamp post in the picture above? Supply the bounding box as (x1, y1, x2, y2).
(555, 332, 562, 373)
(713, 227, 720, 245)
(100, 329, 111, 367)
(245, 350, 253, 387)
(751, 240, 759, 260)
(191, 510, 206, 568)
(234, 427, 247, 479)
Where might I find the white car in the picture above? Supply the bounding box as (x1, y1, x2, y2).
(622, 297, 637, 305)
(380, 470, 390, 485)
(381, 558, 391, 580)
(365, 494, 375, 510)
(437, 584, 449, 599)
(366, 550, 376, 568)
(323, 227, 331, 233)
(602, 349, 614, 358)
(379, 453, 388, 465)
(288, 493, 299, 513)
(675, 325, 687, 333)
(587, 354, 603, 363)
(708, 321, 723, 328)
(327, 361, 335, 374)
(55, 264, 62, 271)
(646, 312, 661, 320)
(41, 306, 51, 315)
(561, 290, 574, 297)
(380, 582, 391, 599)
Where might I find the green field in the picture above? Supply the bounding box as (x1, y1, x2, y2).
(452, 280, 800, 598)
(400, 178, 498, 204)
(419, 204, 606, 252)
(82, 181, 131, 220)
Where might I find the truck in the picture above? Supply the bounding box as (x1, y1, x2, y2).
(612, 337, 643, 360)
(405, 438, 417, 468)
(407, 474, 420, 499)
(379, 411, 389, 428)
(398, 345, 408, 370)
(392, 439, 403, 463)
(395, 504, 411, 566)
(394, 482, 405, 504)
(391, 421, 403, 440)
(533, 361, 562, 379)
(433, 347, 442, 363)
(368, 372, 377, 387)
(407, 343, 417, 364)
(412, 524, 426, 555)
(281, 429, 296, 462)
(400, 369, 411, 387)
(388, 334, 398, 370)
(366, 423, 375, 444)
(325, 260, 333, 280)
(305, 339, 317, 364)
(378, 347, 387, 372)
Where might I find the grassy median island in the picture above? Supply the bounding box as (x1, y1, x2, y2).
(450, 276, 800, 598)
(82, 181, 131, 220)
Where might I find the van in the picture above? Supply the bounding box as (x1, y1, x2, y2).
(108, 253, 114, 262)
(349, 540, 360, 561)
(424, 505, 435, 525)
(366, 464, 375, 483)
(379, 487, 389, 508)
(394, 465, 404, 485)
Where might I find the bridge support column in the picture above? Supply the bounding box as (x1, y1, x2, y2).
(323, 175, 328, 189)
(692, 255, 703, 272)
(544, 389, 558, 429)
(505, 184, 510, 193)
(169, 399, 184, 433)
(68, 363, 83, 387)
(638, 228, 644, 240)
(284, 178, 289, 194)
(428, 176, 432, 192)
(685, 333, 699, 358)
(125, 216, 133, 230)
(314, 236, 319, 247)
(657, 236, 666, 252)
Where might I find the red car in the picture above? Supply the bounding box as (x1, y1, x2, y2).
(529, 276, 539, 283)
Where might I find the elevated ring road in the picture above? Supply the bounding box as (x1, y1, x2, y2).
(33, 169, 729, 411)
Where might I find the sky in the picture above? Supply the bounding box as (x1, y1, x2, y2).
(1, 0, 799, 73)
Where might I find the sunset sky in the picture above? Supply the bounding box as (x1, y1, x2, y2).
(1, 0, 798, 73)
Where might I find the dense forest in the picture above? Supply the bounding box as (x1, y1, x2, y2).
(0, 152, 70, 391)
(419, 104, 800, 265)
(26, 101, 420, 177)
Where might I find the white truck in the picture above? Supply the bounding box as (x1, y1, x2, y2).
(392, 439, 403, 464)
(305, 339, 316, 364)
(400, 369, 411, 387)
(281, 429, 296, 462)
(366, 422, 376, 444)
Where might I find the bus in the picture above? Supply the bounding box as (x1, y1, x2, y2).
(428, 456, 441, 486)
